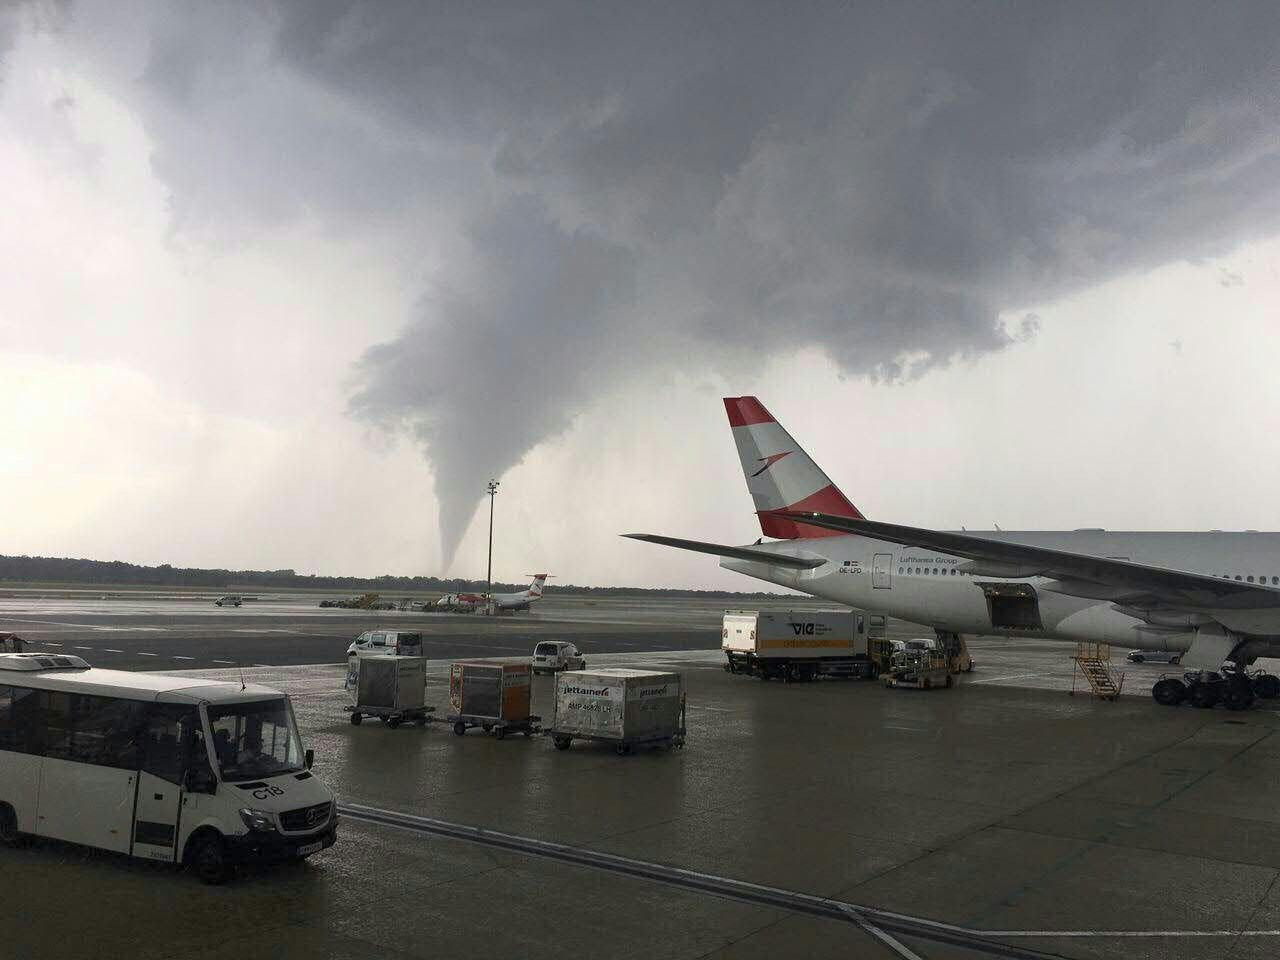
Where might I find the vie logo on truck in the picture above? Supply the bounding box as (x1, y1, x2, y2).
(790, 622, 816, 635)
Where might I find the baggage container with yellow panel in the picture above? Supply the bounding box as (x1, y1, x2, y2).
(446, 661, 538, 739)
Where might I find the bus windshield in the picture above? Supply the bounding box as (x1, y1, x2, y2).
(207, 698, 304, 781)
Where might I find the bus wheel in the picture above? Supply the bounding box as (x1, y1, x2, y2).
(190, 833, 230, 885)
(350, 712, 362, 726)
(0, 804, 23, 848)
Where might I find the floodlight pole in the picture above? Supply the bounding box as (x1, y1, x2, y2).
(486, 479, 500, 601)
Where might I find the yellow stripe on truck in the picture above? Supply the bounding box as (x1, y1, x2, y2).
(760, 639, 851, 650)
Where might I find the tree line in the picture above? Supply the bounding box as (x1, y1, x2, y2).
(0, 554, 789, 599)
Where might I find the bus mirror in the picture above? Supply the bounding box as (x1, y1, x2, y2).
(305, 749, 315, 770)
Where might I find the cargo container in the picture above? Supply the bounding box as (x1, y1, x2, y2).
(549, 668, 685, 755)
(722, 609, 876, 681)
(447, 661, 536, 738)
(346, 656, 433, 728)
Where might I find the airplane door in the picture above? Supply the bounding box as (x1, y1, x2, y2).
(872, 553, 893, 589)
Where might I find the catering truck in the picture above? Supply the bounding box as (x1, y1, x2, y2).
(0, 652, 336, 884)
(722, 609, 875, 681)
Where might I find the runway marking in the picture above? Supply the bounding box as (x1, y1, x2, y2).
(212, 660, 236, 665)
(171, 656, 195, 661)
(102, 649, 123, 654)
(968, 672, 1059, 685)
(136, 652, 159, 657)
(73, 646, 92, 651)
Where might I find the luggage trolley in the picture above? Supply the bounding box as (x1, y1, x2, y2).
(447, 660, 539, 739)
(548, 668, 686, 755)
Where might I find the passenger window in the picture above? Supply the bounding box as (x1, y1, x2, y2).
(67, 696, 143, 769)
(371, 633, 387, 647)
(950, 569, 956, 575)
(897, 567, 903, 574)
(1248, 576, 1255, 583)
(0, 686, 42, 755)
(1236, 575, 1242, 581)
(1273, 577, 1278, 586)
(43, 692, 73, 760)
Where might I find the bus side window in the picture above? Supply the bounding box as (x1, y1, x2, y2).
(69, 696, 144, 770)
(0, 686, 43, 755)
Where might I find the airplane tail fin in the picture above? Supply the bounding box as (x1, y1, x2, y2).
(723, 396, 864, 539)
(525, 574, 549, 598)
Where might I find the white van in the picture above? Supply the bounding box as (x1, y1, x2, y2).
(532, 640, 585, 674)
(0, 653, 336, 884)
(345, 631, 424, 660)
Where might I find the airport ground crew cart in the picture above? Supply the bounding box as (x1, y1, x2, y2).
(346, 655, 435, 727)
(447, 660, 539, 738)
(882, 650, 953, 690)
(549, 668, 686, 755)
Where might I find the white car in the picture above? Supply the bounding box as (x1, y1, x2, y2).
(532, 641, 585, 674)
(214, 596, 242, 608)
(1127, 649, 1182, 664)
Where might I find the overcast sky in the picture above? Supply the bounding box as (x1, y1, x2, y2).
(2, 1, 1279, 589)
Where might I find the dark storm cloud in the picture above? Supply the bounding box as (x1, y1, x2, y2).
(47, 0, 1280, 564)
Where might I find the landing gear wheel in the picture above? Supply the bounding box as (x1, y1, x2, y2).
(1190, 684, 1220, 709)
(0, 804, 22, 848)
(553, 736, 571, 751)
(453, 721, 467, 736)
(1224, 686, 1255, 711)
(1252, 674, 1280, 699)
(1152, 678, 1186, 706)
(387, 716, 401, 729)
(615, 743, 632, 756)
(495, 725, 506, 740)
(191, 834, 230, 885)
(350, 712, 362, 726)
(944, 674, 953, 689)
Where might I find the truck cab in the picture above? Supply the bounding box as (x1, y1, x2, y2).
(532, 641, 585, 674)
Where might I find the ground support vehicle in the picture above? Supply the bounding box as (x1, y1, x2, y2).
(345, 630, 425, 661)
(532, 640, 586, 674)
(346, 656, 433, 728)
(214, 596, 242, 607)
(0, 652, 336, 885)
(549, 669, 686, 755)
(882, 651, 953, 690)
(722, 610, 877, 681)
(1128, 649, 1182, 665)
(447, 661, 535, 738)
(1151, 666, 1280, 710)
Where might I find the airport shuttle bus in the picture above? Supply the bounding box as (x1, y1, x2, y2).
(0, 653, 337, 883)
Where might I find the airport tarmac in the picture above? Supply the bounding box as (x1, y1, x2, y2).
(6, 595, 1280, 959)
(0, 593, 775, 670)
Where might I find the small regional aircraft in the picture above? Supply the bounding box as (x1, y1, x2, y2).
(437, 574, 550, 612)
(628, 396, 1280, 709)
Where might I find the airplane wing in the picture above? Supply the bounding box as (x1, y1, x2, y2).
(777, 512, 1280, 612)
(622, 534, 827, 570)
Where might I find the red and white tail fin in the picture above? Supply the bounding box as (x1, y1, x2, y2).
(524, 574, 549, 598)
(723, 397, 864, 539)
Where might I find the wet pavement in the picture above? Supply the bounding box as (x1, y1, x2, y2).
(7, 634, 1280, 959)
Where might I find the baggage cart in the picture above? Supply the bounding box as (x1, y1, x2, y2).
(549, 668, 686, 755)
(882, 651, 953, 690)
(345, 656, 435, 728)
(447, 660, 538, 738)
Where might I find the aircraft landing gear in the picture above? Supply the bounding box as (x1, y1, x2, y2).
(1151, 678, 1185, 706)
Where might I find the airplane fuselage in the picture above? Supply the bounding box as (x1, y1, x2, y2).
(723, 530, 1280, 659)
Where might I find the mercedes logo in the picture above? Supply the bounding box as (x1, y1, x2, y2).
(306, 807, 320, 826)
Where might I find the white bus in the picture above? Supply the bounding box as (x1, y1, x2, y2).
(0, 653, 337, 883)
